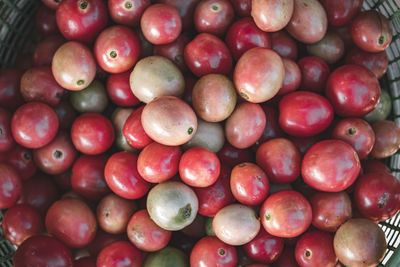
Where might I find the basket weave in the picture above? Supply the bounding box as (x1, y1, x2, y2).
(1, 0, 400, 266)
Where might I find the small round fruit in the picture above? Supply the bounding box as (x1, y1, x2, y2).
(127, 209, 172, 252)
(334, 219, 386, 267)
(179, 147, 221, 188)
(71, 113, 114, 155)
(45, 198, 97, 248)
(97, 241, 143, 267)
(141, 96, 197, 146)
(130, 56, 185, 103)
(190, 236, 237, 267)
(234, 47, 284, 103)
(52, 41, 96, 91)
(146, 181, 198, 231)
(260, 190, 312, 238)
(251, 0, 294, 32)
(301, 140, 361, 192)
(295, 230, 338, 267)
(140, 4, 182, 45)
(11, 102, 59, 149)
(213, 204, 260, 246)
(13, 235, 73, 267)
(94, 25, 141, 74)
(326, 64, 380, 117)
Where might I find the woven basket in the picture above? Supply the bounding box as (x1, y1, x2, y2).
(1, 0, 400, 266)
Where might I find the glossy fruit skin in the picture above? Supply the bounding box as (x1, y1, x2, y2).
(97, 241, 143, 267)
(127, 209, 172, 252)
(0, 107, 15, 152)
(370, 120, 400, 158)
(278, 58, 301, 95)
(194, 0, 234, 36)
(251, 0, 294, 32)
(46, 197, 97, 248)
(13, 235, 73, 267)
(217, 143, 254, 167)
(310, 191, 352, 232)
(71, 113, 114, 155)
(213, 204, 260, 246)
(326, 64, 380, 117)
(33, 131, 77, 175)
(302, 140, 361, 192)
(97, 193, 137, 234)
(153, 34, 190, 73)
(138, 142, 182, 183)
(260, 190, 312, 238)
(230, 162, 269, 206)
(56, 0, 108, 43)
(35, 4, 59, 37)
(2, 204, 43, 246)
(234, 47, 284, 103)
(297, 56, 330, 93)
(147, 181, 198, 231)
(129, 56, 185, 103)
(183, 119, 225, 153)
(0, 68, 24, 110)
(141, 4, 182, 45)
(334, 219, 386, 267)
(256, 138, 300, 184)
(107, 71, 140, 107)
(225, 102, 267, 149)
(108, 0, 151, 26)
(19, 175, 59, 215)
(87, 230, 128, 256)
(279, 91, 333, 137)
(286, 0, 328, 44)
(71, 155, 110, 201)
(354, 172, 400, 221)
(95, 26, 141, 74)
(52, 41, 97, 91)
(0, 163, 22, 209)
(179, 147, 221, 187)
(34, 35, 65, 67)
(351, 10, 393, 52)
(230, 0, 250, 16)
(123, 106, 153, 149)
(271, 31, 298, 60)
(345, 47, 388, 79)
(21, 67, 64, 107)
(225, 17, 271, 61)
(105, 152, 150, 199)
(141, 96, 198, 146)
(319, 0, 363, 26)
(190, 236, 237, 267)
(184, 33, 233, 77)
(243, 228, 284, 264)
(192, 74, 237, 122)
(70, 80, 109, 113)
(194, 165, 235, 216)
(143, 246, 189, 267)
(295, 230, 338, 267)
(253, 105, 285, 149)
(11, 102, 59, 149)
(332, 118, 375, 159)
(306, 30, 345, 65)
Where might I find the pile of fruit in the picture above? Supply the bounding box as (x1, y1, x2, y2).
(1, 0, 400, 266)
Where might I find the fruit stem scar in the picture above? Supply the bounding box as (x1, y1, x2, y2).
(110, 51, 117, 58)
(240, 91, 249, 100)
(188, 127, 194, 135)
(305, 249, 312, 258)
(125, 1, 133, 9)
(211, 4, 219, 11)
(178, 203, 192, 219)
(79, 0, 88, 9)
(77, 79, 85, 86)
(218, 248, 226, 256)
(265, 213, 271, 221)
(53, 150, 63, 159)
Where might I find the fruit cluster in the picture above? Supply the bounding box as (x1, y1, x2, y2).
(1, 0, 400, 266)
